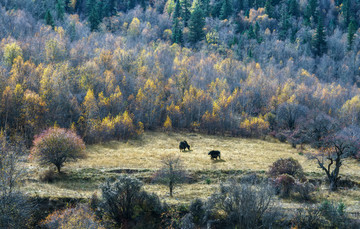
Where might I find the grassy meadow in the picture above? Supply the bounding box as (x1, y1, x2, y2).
(23, 131, 360, 210)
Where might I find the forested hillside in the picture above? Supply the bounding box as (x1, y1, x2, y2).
(3, 1, 360, 228)
(1, 0, 360, 146)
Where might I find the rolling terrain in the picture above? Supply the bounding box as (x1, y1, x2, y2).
(23, 131, 360, 210)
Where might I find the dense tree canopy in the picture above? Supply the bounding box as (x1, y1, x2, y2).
(0, 0, 359, 147)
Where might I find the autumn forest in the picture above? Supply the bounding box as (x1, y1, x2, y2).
(2, 0, 360, 228)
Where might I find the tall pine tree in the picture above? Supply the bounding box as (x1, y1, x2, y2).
(312, 13, 327, 56)
(288, 0, 299, 17)
(87, 0, 100, 31)
(347, 20, 357, 51)
(200, 0, 210, 17)
(181, 0, 191, 27)
(265, 0, 274, 18)
(172, 0, 183, 44)
(45, 10, 55, 28)
(140, 0, 147, 10)
(305, 0, 318, 25)
(279, 4, 290, 41)
(56, 0, 65, 21)
(104, 0, 116, 17)
(220, 0, 232, 20)
(188, 3, 205, 43)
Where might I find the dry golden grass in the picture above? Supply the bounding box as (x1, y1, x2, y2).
(69, 131, 360, 176)
(23, 131, 360, 210)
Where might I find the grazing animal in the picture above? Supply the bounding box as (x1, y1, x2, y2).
(179, 140, 190, 151)
(208, 150, 221, 160)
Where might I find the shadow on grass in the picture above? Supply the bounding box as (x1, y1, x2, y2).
(180, 149, 193, 153)
(44, 169, 114, 192)
(211, 159, 226, 163)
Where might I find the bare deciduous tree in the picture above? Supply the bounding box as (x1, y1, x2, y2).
(311, 126, 360, 191)
(153, 155, 187, 197)
(0, 133, 33, 228)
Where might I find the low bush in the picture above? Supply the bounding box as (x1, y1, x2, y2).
(203, 181, 281, 228)
(41, 204, 103, 229)
(39, 169, 56, 183)
(273, 174, 295, 197)
(268, 158, 305, 180)
(99, 175, 165, 228)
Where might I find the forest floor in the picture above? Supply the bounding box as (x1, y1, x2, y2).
(22, 131, 360, 212)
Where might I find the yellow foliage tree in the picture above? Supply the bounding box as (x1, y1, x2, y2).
(128, 17, 141, 37)
(341, 95, 360, 125)
(163, 115, 172, 131)
(240, 115, 270, 137)
(3, 42, 22, 66)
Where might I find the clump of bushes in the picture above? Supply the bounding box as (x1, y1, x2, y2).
(39, 169, 56, 183)
(95, 175, 166, 228)
(41, 205, 103, 229)
(292, 201, 359, 229)
(268, 158, 314, 200)
(203, 181, 282, 228)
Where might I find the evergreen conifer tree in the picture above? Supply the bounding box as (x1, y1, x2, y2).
(140, 0, 147, 10)
(172, 18, 183, 44)
(312, 13, 327, 56)
(254, 22, 262, 43)
(104, 0, 116, 17)
(200, 0, 210, 17)
(279, 5, 290, 41)
(342, 0, 351, 27)
(87, 0, 100, 31)
(56, 0, 65, 20)
(247, 24, 256, 39)
(305, 0, 318, 25)
(220, 0, 232, 20)
(45, 10, 55, 28)
(288, 0, 299, 17)
(172, 0, 183, 44)
(211, 0, 223, 18)
(347, 20, 357, 51)
(181, 0, 191, 27)
(265, 0, 273, 18)
(188, 3, 205, 43)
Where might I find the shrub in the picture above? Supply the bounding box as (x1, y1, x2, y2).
(268, 158, 305, 181)
(189, 198, 205, 226)
(30, 127, 86, 173)
(99, 175, 165, 228)
(269, 158, 312, 199)
(0, 192, 33, 228)
(180, 213, 195, 229)
(292, 205, 323, 229)
(39, 169, 56, 183)
(319, 201, 348, 228)
(41, 205, 103, 229)
(292, 202, 356, 229)
(273, 174, 295, 197)
(204, 181, 278, 228)
(293, 181, 315, 201)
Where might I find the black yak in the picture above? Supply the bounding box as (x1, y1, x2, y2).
(208, 150, 221, 160)
(179, 140, 190, 151)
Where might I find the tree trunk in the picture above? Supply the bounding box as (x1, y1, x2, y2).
(56, 164, 61, 173)
(169, 181, 173, 197)
(329, 178, 337, 191)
